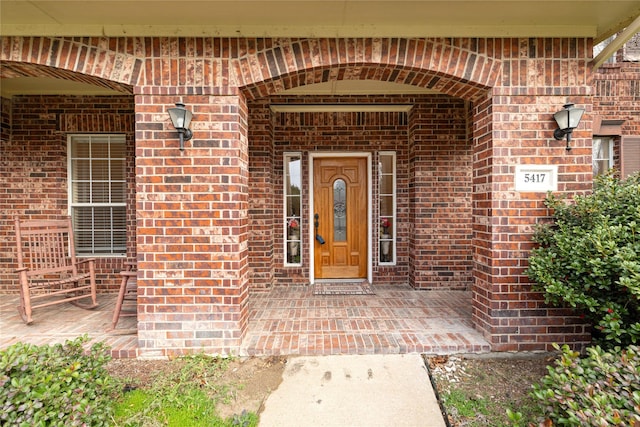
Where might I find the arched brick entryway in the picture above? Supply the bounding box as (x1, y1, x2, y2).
(2, 36, 593, 356)
(236, 38, 500, 101)
(233, 38, 505, 354)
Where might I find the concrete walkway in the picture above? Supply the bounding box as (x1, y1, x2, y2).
(259, 354, 446, 427)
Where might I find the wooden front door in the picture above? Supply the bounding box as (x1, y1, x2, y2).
(313, 157, 368, 279)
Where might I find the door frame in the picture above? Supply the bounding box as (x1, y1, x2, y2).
(309, 152, 372, 284)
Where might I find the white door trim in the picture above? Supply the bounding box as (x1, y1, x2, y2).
(308, 152, 372, 284)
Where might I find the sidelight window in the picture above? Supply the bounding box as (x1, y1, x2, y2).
(284, 153, 302, 265)
(379, 152, 395, 264)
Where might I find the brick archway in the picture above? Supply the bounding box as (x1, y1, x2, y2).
(1, 37, 142, 88)
(235, 38, 500, 101)
(2, 37, 500, 101)
(1, 61, 134, 94)
(237, 40, 498, 304)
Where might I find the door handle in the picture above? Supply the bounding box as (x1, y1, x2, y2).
(314, 213, 325, 244)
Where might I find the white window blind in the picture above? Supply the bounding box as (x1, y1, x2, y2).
(68, 134, 126, 255)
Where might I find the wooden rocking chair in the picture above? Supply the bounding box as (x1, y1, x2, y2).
(111, 261, 137, 329)
(14, 216, 98, 324)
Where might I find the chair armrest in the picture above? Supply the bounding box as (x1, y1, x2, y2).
(120, 271, 138, 278)
(76, 258, 96, 265)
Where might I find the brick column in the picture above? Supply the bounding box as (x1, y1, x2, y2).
(472, 92, 593, 351)
(135, 93, 249, 358)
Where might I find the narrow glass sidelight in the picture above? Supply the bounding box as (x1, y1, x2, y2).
(333, 179, 347, 241)
(379, 152, 396, 264)
(284, 153, 302, 265)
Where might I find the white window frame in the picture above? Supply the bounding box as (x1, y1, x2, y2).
(378, 151, 396, 266)
(284, 152, 303, 266)
(68, 134, 127, 256)
(592, 136, 614, 177)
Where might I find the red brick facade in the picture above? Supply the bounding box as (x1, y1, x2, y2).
(1, 36, 638, 357)
(0, 95, 136, 291)
(595, 62, 640, 137)
(247, 95, 472, 289)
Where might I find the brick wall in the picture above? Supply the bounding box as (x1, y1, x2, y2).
(593, 60, 640, 169)
(247, 99, 275, 289)
(1, 35, 615, 354)
(246, 95, 472, 289)
(0, 95, 136, 293)
(593, 61, 640, 137)
(408, 97, 472, 289)
(134, 93, 250, 357)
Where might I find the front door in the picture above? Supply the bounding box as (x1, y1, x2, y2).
(313, 157, 368, 279)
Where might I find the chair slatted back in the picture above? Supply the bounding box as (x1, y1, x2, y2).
(15, 217, 78, 277)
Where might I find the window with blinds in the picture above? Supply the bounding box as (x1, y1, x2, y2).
(68, 134, 126, 255)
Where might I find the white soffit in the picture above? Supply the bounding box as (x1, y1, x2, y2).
(0, 77, 124, 97)
(270, 104, 414, 113)
(1, 1, 639, 42)
(279, 81, 440, 96)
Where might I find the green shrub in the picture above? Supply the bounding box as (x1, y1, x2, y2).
(526, 172, 640, 348)
(532, 344, 640, 426)
(0, 335, 117, 426)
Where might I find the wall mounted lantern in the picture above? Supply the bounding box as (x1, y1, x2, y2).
(553, 103, 585, 151)
(167, 102, 193, 151)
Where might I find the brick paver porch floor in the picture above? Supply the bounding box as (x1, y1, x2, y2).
(241, 284, 491, 356)
(0, 293, 138, 358)
(1, 284, 491, 359)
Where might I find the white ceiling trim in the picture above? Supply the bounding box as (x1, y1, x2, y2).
(269, 104, 414, 113)
(2, 1, 639, 41)
(0, 24, 600, 39)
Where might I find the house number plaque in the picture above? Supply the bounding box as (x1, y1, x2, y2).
(514, 165, 558, 192)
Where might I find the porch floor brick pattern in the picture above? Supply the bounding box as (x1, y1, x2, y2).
(0, 285, 491, 358)
(0, 294, 138, 359)
(241, 284, 491, 356)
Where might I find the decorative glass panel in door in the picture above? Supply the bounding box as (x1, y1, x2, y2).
(333, 179, 347, 241)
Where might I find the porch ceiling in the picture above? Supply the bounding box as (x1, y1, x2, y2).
(2, 1, 638, 42)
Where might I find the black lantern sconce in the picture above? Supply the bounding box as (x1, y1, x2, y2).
(167, 102, 193, 151)
(553, 103, 585, 151)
